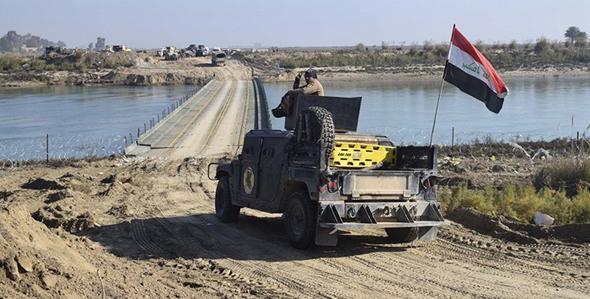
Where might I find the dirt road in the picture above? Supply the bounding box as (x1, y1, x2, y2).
(1, 65, 589, 298)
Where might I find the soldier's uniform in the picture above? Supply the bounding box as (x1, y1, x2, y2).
(272, 69, 324, 118)
(290, 75, 324, 96)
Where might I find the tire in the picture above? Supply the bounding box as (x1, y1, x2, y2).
(385, 227, 419, 243)
(215, 176, 240, 222)
(296, 106, 335, 164)
(284, 191, 317, 249)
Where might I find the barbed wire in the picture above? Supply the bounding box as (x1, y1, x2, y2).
(0, 134, 125, 164)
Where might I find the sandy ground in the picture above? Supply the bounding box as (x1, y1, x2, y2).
(2, 158, 590, 298)
(1, 64, 590, 298)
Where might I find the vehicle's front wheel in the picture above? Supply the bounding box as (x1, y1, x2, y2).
(215, 176, 240, 222)
(385, 227, 419, 243)
(284, 191, 317, 249)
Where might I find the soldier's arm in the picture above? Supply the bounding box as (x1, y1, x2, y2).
(289, 83, 320, 95)
(292, 72, 302, 89)
(301, 83, 320, 95)
(292, 76, 301, 89)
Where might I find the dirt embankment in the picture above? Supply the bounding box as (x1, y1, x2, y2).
(0, 55, 250, 89)
(0, 158, 286, 298)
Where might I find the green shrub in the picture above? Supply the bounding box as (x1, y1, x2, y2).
(533, 159, 590, 196)
(440, 183, 590, 224)
(0, 56, 22, 71)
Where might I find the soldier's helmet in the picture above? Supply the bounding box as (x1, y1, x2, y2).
(304, 68, 318, 79)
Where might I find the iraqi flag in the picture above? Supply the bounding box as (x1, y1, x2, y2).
(444, 26, 509, 113)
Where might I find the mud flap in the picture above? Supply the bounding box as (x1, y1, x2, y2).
(315, 226, 338, 246)
(418, 204, 442, 241)
(418, 226, 438, 241)
(316, 205, 340, 246)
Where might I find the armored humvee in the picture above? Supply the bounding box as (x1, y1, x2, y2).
(211, 52, 227, 66)
(210, 94, 446, 249)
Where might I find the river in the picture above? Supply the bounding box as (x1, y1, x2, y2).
(2, 76, 590, 161)
(264, 76, 590, 145)
(0, 85, 197, 161)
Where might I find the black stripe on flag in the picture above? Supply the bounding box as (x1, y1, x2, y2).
(443, 61, 504, 113)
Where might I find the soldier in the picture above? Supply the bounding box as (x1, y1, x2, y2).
(272, 68, 324, 118)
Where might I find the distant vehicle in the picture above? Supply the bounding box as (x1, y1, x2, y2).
(165, 52, 179, 60)
(229, 48, 241, 56)
(163, 46, 179, 60)
(196, 45, 209, 57)
(212, 47, 222, 53)
(184, 44, 198, 57)
(112, 45, 131, 52)
(44, 46, 68, 57)
(211, 52, 226, 66)
(162, 46, 175, 56)
(103, 45, 114, 53)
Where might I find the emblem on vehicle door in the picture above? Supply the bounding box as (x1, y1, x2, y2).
(243, 166, 254, 194)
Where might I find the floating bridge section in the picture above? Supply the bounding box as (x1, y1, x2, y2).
(125, 78, 271, 157)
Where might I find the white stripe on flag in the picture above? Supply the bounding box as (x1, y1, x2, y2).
(448, 44, 497, 94)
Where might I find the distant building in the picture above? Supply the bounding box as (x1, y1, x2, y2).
(95, 37, 106, 51)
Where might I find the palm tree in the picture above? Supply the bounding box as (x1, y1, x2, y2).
(564, 26, 587, 46)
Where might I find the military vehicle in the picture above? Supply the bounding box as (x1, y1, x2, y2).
(196, 45, 209, 57)
(211, 52, 226, 66)
(210, 95, 446, 249)
(162, 46, 179, 60)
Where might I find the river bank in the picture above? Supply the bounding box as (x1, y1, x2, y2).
(257, 64, 590, 82)
(0, 55, 250, 89)
(3, 53, 590, 88)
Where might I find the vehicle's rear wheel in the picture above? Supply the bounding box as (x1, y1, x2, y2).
(215, 176, 240, 222)
(296, 106, 335, 165)
(284, 191, 317, 249)
(385, 227, 419, 243)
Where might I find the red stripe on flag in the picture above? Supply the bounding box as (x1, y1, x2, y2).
(450, 27, 509, 97)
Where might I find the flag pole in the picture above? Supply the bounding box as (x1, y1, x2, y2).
(428, 73, 446, 146)
(429, 24, 455, 147)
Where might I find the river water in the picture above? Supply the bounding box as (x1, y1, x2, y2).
(2, 76, 590, 161)
(264, 76, 590, 145)
(0, 85, 196, 161)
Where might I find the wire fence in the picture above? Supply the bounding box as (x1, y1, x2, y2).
(0, 134, 125, 167)
(123, 85, 202, 146)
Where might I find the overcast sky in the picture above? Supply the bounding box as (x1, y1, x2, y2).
(1, 0, 589, 48)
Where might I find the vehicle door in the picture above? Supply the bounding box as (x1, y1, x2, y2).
(258, 135, 290, 205)
(238, 135, 263, 204)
